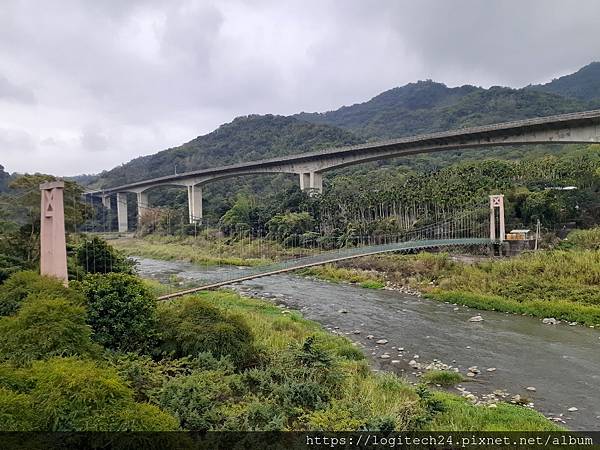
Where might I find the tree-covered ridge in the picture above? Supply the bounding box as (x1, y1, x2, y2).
(296, 81, 591, 140)
(89, 115, 362, 189)
(0, 166, 11, 193)
(527, 62, 600, 102)
(81, 62, 600, 192)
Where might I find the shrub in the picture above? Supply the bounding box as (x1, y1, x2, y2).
(156, 297, 256, 368)
(108, 354, 165, 403)
(28, 357, 178, 431)
(75, 236, 136, 274)
(0, 296, 99, 364)
(0, 387, 37, 431)
(0, 271, 83, 317)
(77, 273, 158, 352)
(156, 369, 240, 430)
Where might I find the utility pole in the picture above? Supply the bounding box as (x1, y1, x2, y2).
(40, 181, 68, 285)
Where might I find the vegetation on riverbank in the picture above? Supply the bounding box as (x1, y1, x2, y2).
(306, 228, 600, 326)
(0, 239, 560, 431)
(110, 234, 312, 267)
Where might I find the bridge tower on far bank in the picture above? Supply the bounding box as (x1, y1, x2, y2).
(489, 194, 505, 242)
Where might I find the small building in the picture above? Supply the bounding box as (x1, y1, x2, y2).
(505, 229, 532, 241)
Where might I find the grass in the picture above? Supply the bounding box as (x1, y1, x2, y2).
(430, 249, 600, 326)
(423, 392, 562, 431)
(172, 289, 559, 431)
(301, 228, 600, 326)
(112, 235, 313, 267)
(297, 264, 385, 288)
(421, 370, 464, 387)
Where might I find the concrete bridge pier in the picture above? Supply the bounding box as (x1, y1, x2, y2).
(137, 191, 149, 226)
(102, 195, 111, 210)
(117, 192, 128, 232)
(299, 171, 323, 195)
(187, 184, 203, 223)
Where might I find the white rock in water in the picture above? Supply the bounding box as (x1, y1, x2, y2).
(542, 317, 558, 325)
(380, 354, 391, 359)
(466, 372, 476, 377)
(568, 407, 578, 412)
(338, 309, 348, 314)
(391, 360, 400, 364)
(376, 339, 389, 345)
(366, 335, 374, 339)
(352, 330, 361, 334)
(398, 347, 404, 351)
(408, 360, 418, 367)
(453, 307, 459, 311)
(526, 386, 537, 392)
(486, 367, 497, 372)
(469, 315, 484, 322)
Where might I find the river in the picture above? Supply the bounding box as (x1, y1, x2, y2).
(136, 257, 600, 431)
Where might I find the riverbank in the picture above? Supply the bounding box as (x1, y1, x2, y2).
(300, 232, 600, 327)
(170, 289, 560, 430)
(111, 235, 312, 267)
(136, 256, 600, 430)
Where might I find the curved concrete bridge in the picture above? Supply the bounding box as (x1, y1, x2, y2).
(90, 109, 600, 231)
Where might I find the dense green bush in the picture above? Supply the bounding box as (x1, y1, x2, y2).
(0, 387, 37, 431)
(0, 357, 180, 431)
(0, 271, 83, 317)
(156, 297, 256, 368)
(77, 273, 157, 352)
(75, 236, 136, 274)
(0, 296, 99, 364)
(156, 369, 241, 430)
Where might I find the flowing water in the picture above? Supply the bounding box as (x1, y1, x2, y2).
(136, 257, 600, 430)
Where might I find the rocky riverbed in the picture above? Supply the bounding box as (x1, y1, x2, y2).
(136, 257, 600, 430)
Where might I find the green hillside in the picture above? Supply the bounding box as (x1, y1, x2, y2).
(89, 115, 363, 190)
(296, 81, 591, 140)
(527, 62, 600, 102)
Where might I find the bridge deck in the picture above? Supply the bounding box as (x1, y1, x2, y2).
(92, 109, 600, 195)
(157, 237, 491, 300)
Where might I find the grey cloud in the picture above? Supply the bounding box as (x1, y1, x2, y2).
(0, 75, 36, 104)
(0, 0, 598, 175)
(81, 129, 109, 152)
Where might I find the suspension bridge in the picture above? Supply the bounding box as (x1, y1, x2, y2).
(155, 203, 500, 300)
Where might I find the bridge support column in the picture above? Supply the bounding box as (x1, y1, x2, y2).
(309, 172, 322, 194)
(187, 185, 203, 223)
(102, 195, 111, 210)
(489, 194, 505, 241)
(40, 181, 68, 285)
(137, 191, 149, 227)
(299, 172, 322, 194)
(117, 192, 128, 233)
(299, 173, 310, 191)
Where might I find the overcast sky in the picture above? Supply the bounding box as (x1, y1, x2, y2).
(1, 0, 599, 176)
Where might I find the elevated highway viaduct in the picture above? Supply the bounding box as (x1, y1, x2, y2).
(88, 110, 600, 232)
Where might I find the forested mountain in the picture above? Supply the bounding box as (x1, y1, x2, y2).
(296, 81, 590, 140)
(88, 115, 362, 189)
(83, 63, 599, 195)
(527, 62, 600, 102)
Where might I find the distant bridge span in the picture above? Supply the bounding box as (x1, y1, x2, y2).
(90, 109, 600, 231)
(157, 237, 491, 300)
